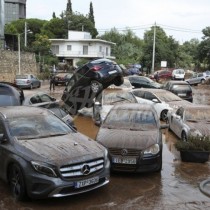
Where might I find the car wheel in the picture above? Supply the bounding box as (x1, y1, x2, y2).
(8, 164, 27, 201)
(90, 80, 102, 93)
(181, 131, 187, 142)
(38, 82, 41, 88)
(113, 76, 124, 86)
(160, 110, 168, 121)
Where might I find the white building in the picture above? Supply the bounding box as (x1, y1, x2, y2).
(50, 31, 116, 67)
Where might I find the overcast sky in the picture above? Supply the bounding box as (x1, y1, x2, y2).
(27, 0, 210, 43)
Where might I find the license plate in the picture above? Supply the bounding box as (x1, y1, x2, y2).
(74, 176, 99, 189)
(178, 93, 186, 96)
(112, 157, 136, 164)
(108, 70, 117, 75)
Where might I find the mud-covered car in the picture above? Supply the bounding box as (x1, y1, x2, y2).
(0, 82, 24, 106)
(168, 105, 210, 141)
(15, 74, 41, 89)
(62, 59, 124, 115)
(93, 89, 138, 125)
(0, 106, 110, 200)
(54, 73, 73, 86)
(96, 103, 168, 173)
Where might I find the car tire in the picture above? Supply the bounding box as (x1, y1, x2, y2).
(181, 131, 187, 142)
(90, 80, 102, 93)
(160, 110, 168, 121)
(38, 82, 41, 88)
(113, 76, 124, 86)
(8, 164, 27, 201)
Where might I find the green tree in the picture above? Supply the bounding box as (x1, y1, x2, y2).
(66, 0, 72, 15)
(197, 27, 210, 69)
(88, 2, 95, 26)
(142, 26, 179, 72)
(98, 28, 143, 64)
(52, 12, 56, 19)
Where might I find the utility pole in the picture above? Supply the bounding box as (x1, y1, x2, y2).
(24, 22, 27, 47)
(151, 22, 156, 73)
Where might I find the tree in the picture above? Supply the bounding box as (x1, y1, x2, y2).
(142, 26, 179, 72)
(98, 28, 144, 64)
(52, 12, 56, 19)
(197, 27, 210, 69)
(66, 0, 72, 15)
(88, 2, 95, 26)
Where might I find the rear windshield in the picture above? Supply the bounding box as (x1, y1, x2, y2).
(16, 75, 28, 79)
(0, 95, 19, 106)
(172, 84, 191, 91)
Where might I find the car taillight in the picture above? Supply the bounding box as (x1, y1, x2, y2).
(91, 66, 102, 71)
(26, 80, 30, 84)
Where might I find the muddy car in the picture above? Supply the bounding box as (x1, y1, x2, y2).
(61, 59, 124, 115)
(96, 103, 168, 173)
(168, 105, 210, 141)
(0, 106, 110, 201)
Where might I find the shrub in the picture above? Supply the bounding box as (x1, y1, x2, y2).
(175, 135, 210, 152)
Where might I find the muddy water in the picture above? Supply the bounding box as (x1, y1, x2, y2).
(1, 83, 210, 209)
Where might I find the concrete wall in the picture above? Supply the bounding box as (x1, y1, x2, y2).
(0, 50, 38, 82)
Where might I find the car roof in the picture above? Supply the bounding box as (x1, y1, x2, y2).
(180, 104, 210, 110)
(0, 106, 49, 119)
(131, 88, 168, 93)
(167, 81, 189, 85)
(111, 103, 156, 112)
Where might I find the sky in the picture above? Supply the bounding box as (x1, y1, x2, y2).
(27, 0, 210, 43)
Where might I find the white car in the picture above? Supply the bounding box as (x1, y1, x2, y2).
(168, 105, 210, 141)
(93, 89, 138, 125)
(130, 88, 191, 121)
(172, 69, 185, 80)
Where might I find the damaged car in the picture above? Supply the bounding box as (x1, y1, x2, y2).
(0, 106, 110, 201)
(96, 103, 168, 173)
(168, 105, 210, 141)
(61, 59, 124, 115)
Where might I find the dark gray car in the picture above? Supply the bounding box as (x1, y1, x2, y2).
(0, 106, 110, 200)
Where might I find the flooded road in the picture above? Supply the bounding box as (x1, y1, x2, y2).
(1, 82, 210, 210)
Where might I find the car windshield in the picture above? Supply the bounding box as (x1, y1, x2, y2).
(103, 92, 136, 105)
(8, 113, 72, 139)
(104, 109, 157, 130)
(172, 84, 191, 91)
(156, 91, 182, 102)
(185, 108, 210, 121)
(16, 75, 28, 79)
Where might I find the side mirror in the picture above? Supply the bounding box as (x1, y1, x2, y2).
(152, 99, 159, 103)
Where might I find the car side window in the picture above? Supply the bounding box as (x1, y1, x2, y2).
(176, 107, 184, 118)
(0, 119, 4, 135)
(198, 73, 203, 77)
(144, 92, 156, 101)
(133, 91, 144, 98)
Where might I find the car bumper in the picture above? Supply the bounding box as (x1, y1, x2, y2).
(25, 161, 110, 199)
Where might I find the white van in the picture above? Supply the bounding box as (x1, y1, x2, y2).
(172, 69, 185, 80)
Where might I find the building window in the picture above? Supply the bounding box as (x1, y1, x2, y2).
(99, 46, 102, 52)
(51, 45, 59, 54)
(83, 45, 88, 55)
(106, 47, 109, 56)
(67, 45, 72, 51)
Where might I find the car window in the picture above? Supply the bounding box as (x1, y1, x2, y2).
(171, 84, 191, 91)
(144, 92, 156, 101)
(39, 94, 54, 103)
(8, 114, 72, 139)
(132, 90, 144, 98)
(198, 73, 203, 77)
(104, 109, 157, 130)
(176, 107, 184, 118)
(30, 96, 41, 104)
(0, 120, 4, 134)
(16, 75, 28, 79)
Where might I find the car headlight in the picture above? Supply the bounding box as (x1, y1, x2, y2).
(189, 129, 202, 137)
(143, 144, 160, 155)
(31, 161, 57, 177)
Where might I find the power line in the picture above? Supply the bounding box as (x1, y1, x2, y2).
(97, 23, 203, 34)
